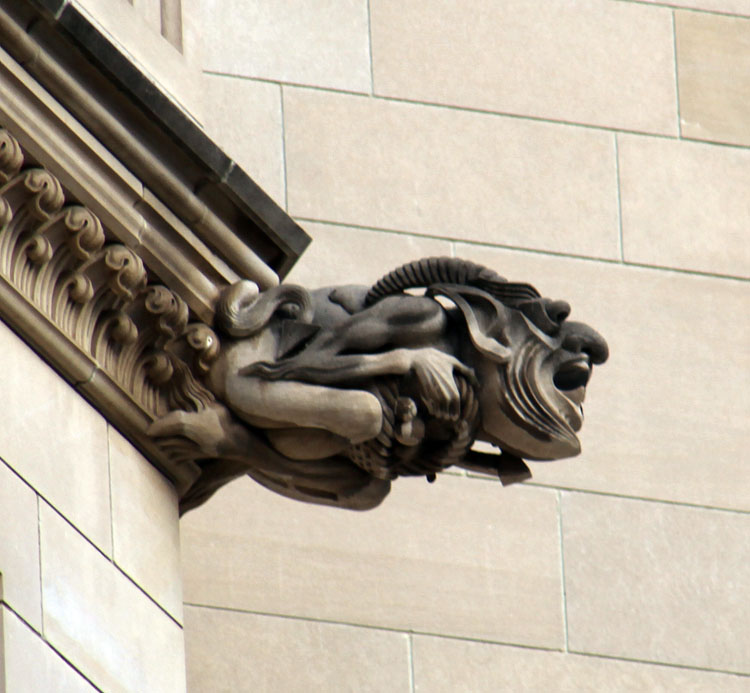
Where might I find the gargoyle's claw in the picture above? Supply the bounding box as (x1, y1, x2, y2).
(456, 363, 478, 388)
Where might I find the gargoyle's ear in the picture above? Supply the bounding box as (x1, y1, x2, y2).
(428, 285, 512, 363)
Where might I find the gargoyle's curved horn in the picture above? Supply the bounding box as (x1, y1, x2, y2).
(365, 256, 541, 307)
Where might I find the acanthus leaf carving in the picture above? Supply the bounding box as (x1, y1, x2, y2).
(0, 129, 23, 182)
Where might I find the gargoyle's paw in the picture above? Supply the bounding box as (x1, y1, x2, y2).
(411, 349, 463, 414)
(424, 372, 461, 420)
(448, 393, 460, 421)
(149, 406, 233, 459)
(455, 362, 477, 387)
(421, 377, 459, 421)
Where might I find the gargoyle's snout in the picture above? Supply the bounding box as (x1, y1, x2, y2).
(560, 321, 609, 365)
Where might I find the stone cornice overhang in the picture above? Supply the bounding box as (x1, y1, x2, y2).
(0, 0, 310, 501)
(1, 0, 310, 289)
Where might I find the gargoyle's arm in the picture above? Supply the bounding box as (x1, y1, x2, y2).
(245, 346, 471, 421)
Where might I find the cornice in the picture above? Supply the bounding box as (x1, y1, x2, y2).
(0, 123, 220, 495)
(0, 0, 309, 283)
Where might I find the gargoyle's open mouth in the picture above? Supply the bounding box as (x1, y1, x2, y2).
(553, 356, 590, 408)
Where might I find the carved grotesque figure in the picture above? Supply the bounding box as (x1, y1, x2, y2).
(150, 258, 607, 512)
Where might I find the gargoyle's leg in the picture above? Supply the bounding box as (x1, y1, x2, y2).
(225, 376, 383, 444)
(244, 295, 447, 380)
(318, 294, 447, 355)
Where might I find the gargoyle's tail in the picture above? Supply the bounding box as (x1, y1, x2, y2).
(215, 280, 313, 337)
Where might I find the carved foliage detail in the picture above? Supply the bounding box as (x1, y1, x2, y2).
(0, 128, 218, 419)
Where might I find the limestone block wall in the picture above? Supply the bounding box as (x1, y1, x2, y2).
(0, 316, 186, 691)
(2, 0, 743, 689)
(176, 1, 750, 690)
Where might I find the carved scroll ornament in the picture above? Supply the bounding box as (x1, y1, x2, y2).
(1, 127, 608, 514)
(0, 128, 218, 491)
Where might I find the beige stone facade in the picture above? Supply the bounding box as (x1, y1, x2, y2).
(183, 0, 750, 690)
(1, 0, 749, 691)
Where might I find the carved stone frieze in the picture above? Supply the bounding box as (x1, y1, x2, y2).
(0, 126, 219, 494)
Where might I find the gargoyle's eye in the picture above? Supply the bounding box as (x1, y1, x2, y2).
(544, 299, 570, 326)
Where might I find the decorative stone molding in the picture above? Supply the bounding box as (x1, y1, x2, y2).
(0, 127, 219, 494)
(0, 0, 309, 290)
(0, 0, 309, 505)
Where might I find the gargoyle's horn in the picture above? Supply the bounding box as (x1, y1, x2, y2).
(365, 256, 540, 306)
(216, 280, 313, 337)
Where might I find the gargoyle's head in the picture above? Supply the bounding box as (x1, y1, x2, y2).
(367, 257, 608, 463)
(435, 285, 608, 461)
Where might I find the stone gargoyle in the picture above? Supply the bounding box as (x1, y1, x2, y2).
(149, 257, 608, 513)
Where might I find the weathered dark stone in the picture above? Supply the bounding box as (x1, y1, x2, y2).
(149, 257, 608, 513)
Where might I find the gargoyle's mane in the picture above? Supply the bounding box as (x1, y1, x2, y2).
(365, 257, 541, 307)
